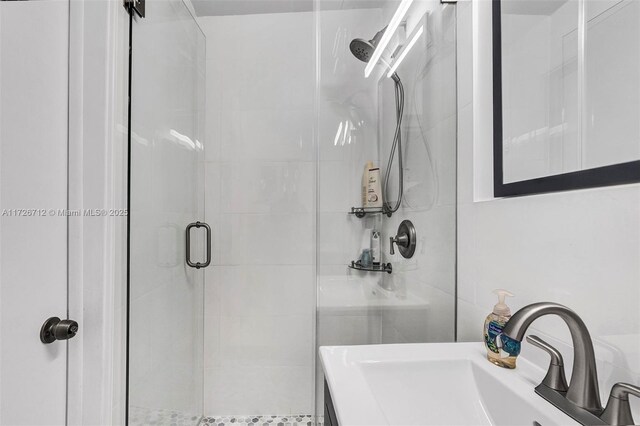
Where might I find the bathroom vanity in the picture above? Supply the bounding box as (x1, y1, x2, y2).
(324, 380, 339, 426)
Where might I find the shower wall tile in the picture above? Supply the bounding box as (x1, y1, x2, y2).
(318, 161, 358, 213)
(456, 0, 473, 109)
(212, 214, 243, 266)
(214, 213, 314, 266)
(219, 108, 315, 162)
(316, 97, 379, 163)
(218, 314, 313, 368)
(205, 14, 314, 111)
(204, 166, 221, 213)
(204, 108, 222, 163)
(215, 266, 314, 317)
(317, 213, 365, 266)
(317, 314, 382, 347)
(239, 213, 313, 265)
(204, 366, 313, 416)
(219, 161, 314, 214)
(199, 11, 315, 417)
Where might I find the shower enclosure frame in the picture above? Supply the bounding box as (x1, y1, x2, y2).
(49, 0, 132, 424)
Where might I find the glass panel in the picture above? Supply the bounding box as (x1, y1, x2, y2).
(128, 1, 205, 424)
(315, 0, 457, 417)
(197, 8, 317, 421)
(500, 0, 581, 183)
(500, 0, 640, 184)
(584, 0, 640, 169)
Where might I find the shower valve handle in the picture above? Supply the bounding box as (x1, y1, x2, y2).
(389, 235, 409, 255)
(389, 220, 417, 259)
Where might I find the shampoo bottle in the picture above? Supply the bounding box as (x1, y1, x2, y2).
(367, 167, 383, 208)
(484, 289, 520, 369)
(362, 161, 373, 207)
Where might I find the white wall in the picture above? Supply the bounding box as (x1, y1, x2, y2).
(457, 0, 640, 416)
(0, 3, 69, 424)
(199, 12, 316, 417)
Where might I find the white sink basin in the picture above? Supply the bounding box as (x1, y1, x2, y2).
(320, 342, 580, 426)
(317, 275, 428, 314)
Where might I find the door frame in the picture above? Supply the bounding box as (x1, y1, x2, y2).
(66, 1, 130, 424)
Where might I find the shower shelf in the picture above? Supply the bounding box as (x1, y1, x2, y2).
(349, 206, 392, 218)
(348, 260, 393, 274)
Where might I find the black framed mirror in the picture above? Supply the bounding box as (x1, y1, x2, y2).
(493, 0, 640, 197)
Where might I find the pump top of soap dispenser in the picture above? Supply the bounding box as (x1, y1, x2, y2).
(492, 289, 514, 316)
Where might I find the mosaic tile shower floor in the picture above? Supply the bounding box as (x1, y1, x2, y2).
(200, 415, 321, 426)
(128, 406, 321, 426)
(129, 406, 201, 426)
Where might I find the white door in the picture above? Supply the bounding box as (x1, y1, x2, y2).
(0, 1, 71, 424)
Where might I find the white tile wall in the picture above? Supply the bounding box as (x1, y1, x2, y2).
(457, 0, 640, 417)
(198, 11, 316, 417)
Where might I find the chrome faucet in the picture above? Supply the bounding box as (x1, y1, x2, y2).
(502, 302, 605, 424)
(601, 383, 640, 425)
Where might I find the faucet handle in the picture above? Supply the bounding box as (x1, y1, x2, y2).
(389, 234, 408, 256)
(600, 383, 640, 425)
(526, 335, 569, 392)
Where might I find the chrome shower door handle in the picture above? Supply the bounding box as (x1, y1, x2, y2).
(186, 221, 211, 269)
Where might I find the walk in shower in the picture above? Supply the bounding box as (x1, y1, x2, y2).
(126, 0, 457, 424)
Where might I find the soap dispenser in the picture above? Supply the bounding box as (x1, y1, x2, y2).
(484, 289, 520, 369)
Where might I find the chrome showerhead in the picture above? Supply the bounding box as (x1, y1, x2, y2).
(349, 27, 386, 63)
(349, 38, 376, 63)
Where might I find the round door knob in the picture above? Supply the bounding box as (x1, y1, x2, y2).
(40, 317, 79, 344)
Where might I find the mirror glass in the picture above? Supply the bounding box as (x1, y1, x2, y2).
(499, 0, 640, 184)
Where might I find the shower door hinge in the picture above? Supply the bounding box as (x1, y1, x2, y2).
(124, 0, 145, 18)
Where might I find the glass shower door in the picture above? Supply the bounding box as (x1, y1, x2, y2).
(127, 1, 206, 425)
